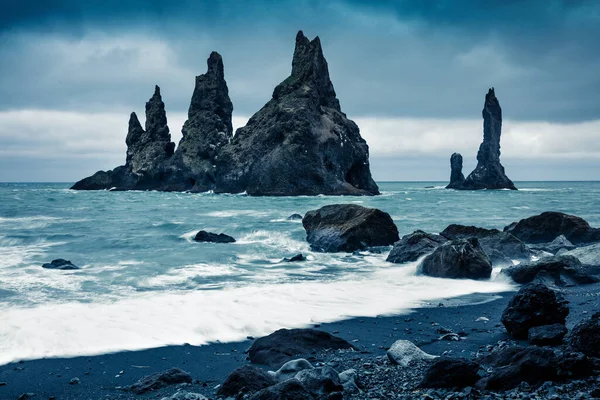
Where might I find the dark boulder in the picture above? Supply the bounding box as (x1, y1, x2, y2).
(215, 31, 379, 196)
(248, 379, 312, 400)
(504, 211, 600, 245)
(125, 367, 192, 394)
(302, 204, 399, 252)
(446, 153, 465, 189)
(450, 88, 516, 190)
(440, 224, 530, 265)
(248, 328, 354, 367)
(501, 283, 569, 339)
(483, 346, 557, 390)
(41, 259, 79, 270)
(193, 231, 235, 243)
(556, 351, 594, 378)
(386, 230, 447, 264)
(530, 235, 576, 254)
(567, 312, 600, 357)
(420, 238, 493, 280)
(217, 365, 276, 397)
(501, 255, 598, 287)
(295, 366, 343, 397)
(282, 254, 306, 262)
(528, 323, 568, 346)
(419, 358, 480, 389)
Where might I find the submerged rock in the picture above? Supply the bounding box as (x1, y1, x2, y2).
(420, 238, 493, 280)
(125, 367, 192, 394)
(420, 358, 480, 389)
(217, 365, 276, 397)
(386, 230, 447, 264)
(302, 204, 399, 252)
(501, 255, 598, 286)
(193, 231, 235, 243)
(248, 328, 354, 367)
(215, 31, 379, 196)
(41, 259, 79, 270)
(504, 211, 600, 245)
(287, 213, 303, 221)
(528, 323, 568, 346)
(387, 340, 437, 366)
(445, 153, 465, 189)
(501, 283, 569, 339)
(568, 312, 600, 357)
(449, 88, 516, 190)
(282, 254, 306, 262)
(440, 224, 530, 265)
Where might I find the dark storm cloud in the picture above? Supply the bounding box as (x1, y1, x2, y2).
(0, 0, 599, 122)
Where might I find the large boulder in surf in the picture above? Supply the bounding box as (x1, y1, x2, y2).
(72, 86, 176, 190)
(420, 238, 493, 279)
(450, 88, 516, 190)
(501, 283, 569, 339)
(505, 211, 600, 245)
(501, 255, 598, 287)
(193, 230, 236, 243)
(445, 153, 465, 189)
(440, 224, 530, 265)
(167, 52, 234, 192)
(215, 31, 379, 196)
(386, 230, 447, 264)
(302, 204, 399, 252)
(248, 328, 354, 367)
(41, 258, 79, 270)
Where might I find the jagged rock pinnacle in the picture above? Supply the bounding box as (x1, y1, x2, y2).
(446, 153, 465, 189)
(448, 88, 516, 190)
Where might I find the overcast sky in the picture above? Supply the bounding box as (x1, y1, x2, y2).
(1, 0, 599, 182)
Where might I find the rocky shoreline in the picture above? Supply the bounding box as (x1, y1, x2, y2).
(4, 208, 600, 399)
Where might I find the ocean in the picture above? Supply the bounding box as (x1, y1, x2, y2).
(1, 181, 599, 365)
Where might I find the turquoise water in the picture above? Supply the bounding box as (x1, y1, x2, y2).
(0, 181, 598, 364)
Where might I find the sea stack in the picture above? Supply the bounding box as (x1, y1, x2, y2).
(215, 31, 379, 196)
(165, 51, 234, 192)
(446, 152, 465, 189)
(447, 88, 516, 190)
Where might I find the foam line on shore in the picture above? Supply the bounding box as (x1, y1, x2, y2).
(0, 264, 514, 365)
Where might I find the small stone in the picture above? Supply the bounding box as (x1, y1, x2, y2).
(69, 377, 80, 385)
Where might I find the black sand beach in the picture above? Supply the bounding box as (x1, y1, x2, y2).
(1, 283, 598, 399)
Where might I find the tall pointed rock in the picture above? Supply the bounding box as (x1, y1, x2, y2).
(446, 152, 465, 189)
(169, 52, 233, 191)
(216, 31, 379, 196)
(124, 85, 175, 175)
(448, 88, 516, 190)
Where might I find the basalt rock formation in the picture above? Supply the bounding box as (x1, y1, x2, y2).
(447, 88, 516, 190)
(214, 31, 379, 196)
(72, 32, 378, 196)
(446, 153, 465, 189)
(72, 53, 232, 192)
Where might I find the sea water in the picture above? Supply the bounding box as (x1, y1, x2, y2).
(0, 181, 598, 365)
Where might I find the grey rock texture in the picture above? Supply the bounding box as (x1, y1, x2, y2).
(445, 153, 465, 189)
(568, 311, 600, 357)
(528, 323, 568, 346)
(501, 255, 599, 287)
(420, 238, 493, 280)
(215, 31, 379, 196)
(302, 204, 399, 252)
(217, 365, 276, 397)
(448, 88, 516, 190)
(386, 230, 447, 264)
(505, 211, 600, 245)
(419, 358, 480, 389)
(440, 224, 530, 265)
(247, 379, 311, 400)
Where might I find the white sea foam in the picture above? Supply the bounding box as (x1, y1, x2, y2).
(0, 263, 514, 365)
